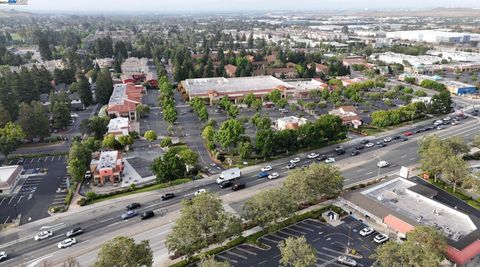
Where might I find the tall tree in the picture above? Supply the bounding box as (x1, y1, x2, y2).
(278, 236, 317, 267)
(52, 101, 71, 130)
(77, 76, 93, 107)
(0, 122, 25, 160)
(95, 69, 114, 105)
(0, 103, 11, 127)
(38, 37, 52, 61)
(94, 236, 153, 267)
(442, 155, 469, 193)
(215, 119, 245, 150)
(18, 101, 50, 141)
(238, 141, 253, 160)
(198, 255, 232, 267)
(151, 150, 186, 183)
(143, 130, 157, 143)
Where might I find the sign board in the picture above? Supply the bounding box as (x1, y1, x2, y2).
(399, 166, 409, 179)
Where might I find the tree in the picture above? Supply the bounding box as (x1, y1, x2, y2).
(284, 163, 343, 204)
(372, 226, 446, 267)
(94, 236, 153, 267)
(444, 136, 469, 156)
(267, 89, 282, 104)
(429, 91, 453, 114)
(202, 125, 215, 142)
(419, 135, 451, 182)
(442, 155, 469, 193)
(243, 93, 256, 108)
(166, 192, 242, 259)
(18, 101, 50, 141)
(238, 141, 253, 160)
(80, 116, 110, 139)
(95, 69, 114, 105)
(473, 134, 480, 148)
(255, 129, 275, 158)
(52, 102, 71, 130)
(144, 130, 157, 143)
(177, 147, 199, 167)
(102, 134, 117, 149)
(163, 105, 178, 124)
(67, 141, 92, 182)
(38, 37, 52, 61)
(160, 137, 172, 148)
(227, 105, 239, 118)
(243, 188, 297, 229)
(151, 150, 186, 183)
(198, 255, 232, 267)
(215, 119, 245, 150)
(136, 104, 150, 118)
(0, 122, 25, 160)
(278, 236, 317, 267)
(118, 135, 134, 149)
(0, 103, 11, 127)
(77, 76, 93, 107)
(252, 98, 263, 111)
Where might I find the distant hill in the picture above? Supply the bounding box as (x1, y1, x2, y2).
(354, 7, 480, 17)
(0, 9, 33, 18)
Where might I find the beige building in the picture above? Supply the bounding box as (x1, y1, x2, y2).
(0, 165, 23, 196)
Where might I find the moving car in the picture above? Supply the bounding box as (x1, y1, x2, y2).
(126, 203, 141, 210)
(376, 142, 386, 147)
(316, 154, 327, 161)
(268, 173, 279, 180)
(290, 157, 301, 164)
(286, 163, 296, 169)
(258, 171, 269, 178)
(161, 193, 175, 200)
(392, 135, 401, 140)
(374, 233, 389, 244)
(335, 148, 345, 155)
(232, 183, 246, 191)
(140, 211, 155, 220)
(194, 189, 206, 196)
(437, 126, 444, 130)
(365, 142, 374, 148)
(337, 255, 357, 266)
(121, 210, 137, 220)
(325, 157, 335, 164)
(58, 238, 76, 249)
(66, 227, 83, 238)
(383, 137, 392, 142)
(350, 150, 360, 156)
(359, 227, 374, 237)
(360, 140, 369, 144)
(0, 251, 7, 261)
(261, 165, 272, 172)
(219, 180, 233, 188)
(307, 152, 319, 159)
(377, 161, 389, 168)
(400, 137, 408, 141)
(34, 230, 53, 241)
(355, 144, 364, 150)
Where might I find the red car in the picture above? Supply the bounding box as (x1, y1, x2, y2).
(404, 131, 413, 136)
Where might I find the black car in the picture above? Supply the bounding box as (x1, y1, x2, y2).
(316, 154, 327, 161)
(400, 137, 408, 141)
(351, 150, 360, 156)
(17, 157, 25, 165)
(140, 211, 155, 220)
(232, 183, 246, 191)
(335, 149, 345, 155)
(66, 227, 83, 238)
(355, 145, 364, 150)
(161, 193, 175, 200)
(392, 135, 401, 140)
(219, 180, 233, 188)
(376, 142, 386, 147)
(360, 140, 369, 144)
(413, 129, 422, 134)
(126, 203, 141, 210)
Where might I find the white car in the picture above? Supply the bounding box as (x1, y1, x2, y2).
(0, 251, 7, 261)
(290, 157, 301, 164)
(58, 238, 76, 249)
(383, 137, 392, 142)
(359, 227, 374, 237)
(34, 230, 53, 241)
(268, 173, 279, 180)
(374, 234, 389, 244)
(443, 116, 451, 121)
(84, 171, 92, 179)
(437, 126, 444, 130)
(307, 152, 319, 159)
(365, 142, 374, 148)
(325, 157, 335, 164)
(261, 165, 272, 172)
(194, 189, 206, 196)
(337, 255, 357, 266)
(377, 161, 389, 168)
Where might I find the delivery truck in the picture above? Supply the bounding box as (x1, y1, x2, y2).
(216, 168, 241, 184)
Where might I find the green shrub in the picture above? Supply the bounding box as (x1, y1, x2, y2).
(77, 197, 87, 206)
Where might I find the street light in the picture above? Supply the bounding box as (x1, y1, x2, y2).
(346, 220, 363, 254)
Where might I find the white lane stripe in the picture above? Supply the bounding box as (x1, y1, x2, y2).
(8, 197, 15, 205)
(3, 216, 10, 224)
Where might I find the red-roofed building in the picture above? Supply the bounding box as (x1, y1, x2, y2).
(106, 83, 146, 121)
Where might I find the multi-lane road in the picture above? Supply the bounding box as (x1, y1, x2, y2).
(1, 112, 479, 267)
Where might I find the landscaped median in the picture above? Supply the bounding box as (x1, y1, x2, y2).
(76, 178, 192, 206)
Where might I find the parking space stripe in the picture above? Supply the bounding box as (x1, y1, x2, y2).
(291, 224, 314, 232)
(0, 197, 5, 206)
(225, 250, 247, 259)
(284, 226, 307, 235)
(260, 236, 280, 244)
(3, 216, 10, 224)
(216, 255, 237, 264)
(30, 158, 35, 163)
(8, 197, 15, 205)
(257, 260, 268, 265)
(235, 246, 257, 255)
(278, 230, 300, 238)
(321, 247, 344, 255)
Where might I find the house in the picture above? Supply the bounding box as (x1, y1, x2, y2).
(315, 64, 329, 74)
(90, 151, 124, 186)
(0, 165, 23, 196)
(337, 76, 368, 87)
(106, 83, 146, 121)
(69, 92, 85, 111)
(329, 106, 361, 125)
(120, 57, 158, 88)
(276, 116, 307, 130)
(341, 177, 480, 267)
(342, 56, 367, 67)
(94, 58, 114, 69)
(107, 117, 131, 139)
(224, 64, 237, 77)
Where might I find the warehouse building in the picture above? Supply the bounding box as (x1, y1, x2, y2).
(386, 30, 479, 44)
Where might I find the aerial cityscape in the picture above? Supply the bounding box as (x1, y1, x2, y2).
(0, 0, 480, 266)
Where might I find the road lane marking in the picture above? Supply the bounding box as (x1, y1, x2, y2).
(8, 196, 15, 205)
(3, 216, 10, 224)
(58, 155, 61, 160)
(17, 195, 24, 204)
(0, 197, 5, 206)
(40, 222, 66, 230)
(410, 157, 416, 161)
(26, 254, 53, 267)
(366, 171, 373, 175)
(401, 155, 407, 158)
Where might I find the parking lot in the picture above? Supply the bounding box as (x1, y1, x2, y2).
(0, 155, 68, 225)
(215, 216, 379, 266)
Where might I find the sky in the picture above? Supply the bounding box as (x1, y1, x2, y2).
(1, 0, 480, 13)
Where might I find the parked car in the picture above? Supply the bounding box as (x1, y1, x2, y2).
(290, 157, 301, 164)
(337, 255, 357, 266)
(126, 203, 141, 210)
(261, 165, 272, 172)
(335, 149, 345, 155)
(374, 234, 389, 244)
(286, 163, 296, 169)
(404, 131, 413, 136)
(359, 227, 374, 237)
(66, 227, 83, 238)
(268, 173, 280, 180)
(219, 180, 233, 188)
(0, 251, 6, 261)
(194, 189, 206, 196)
(121, 210, 137, 220)
(140, 211, 155, 220)
(350, 150, 360, 156)
(17, 157, 25, 165)
(365, 142, 374, 148)
(84, 171, 92, 179)
(377, 161, 389, 168)
(161, 193, 175, 200)
(257, 171, 269, 178)
(58, 238, 76, 249)
(34, 230, 53, 241)
(232, 183, 246, 191)
(325, 157, 336, 164)
(307, 152, 319, 159)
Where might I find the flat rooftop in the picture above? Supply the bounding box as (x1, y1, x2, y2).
(109, 84, 128, 105)
(362, 178, 476, 241)
(97, 151, 119, 169)
(285, 79, 326, 90)
(182, 75, 292, 95)
(0, 166, 20, 184)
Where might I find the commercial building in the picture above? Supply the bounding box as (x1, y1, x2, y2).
(107, 117, 130, 139)
(329, 106, 361, 125)
(120, 57, 158, 88)
(276, 116, 307, 130)
(0, 165, 23, 196)
(386, 30, 479, 44)
(341, 177, 480, 267)
(444, 81, 478, 96)
(180, 75, 293, 105)
(106, 83, 146, 121)
(90, 151, 124, 186)
(285, 79, 328, 98)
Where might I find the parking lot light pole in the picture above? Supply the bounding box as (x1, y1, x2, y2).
(346, 221, 363, 254)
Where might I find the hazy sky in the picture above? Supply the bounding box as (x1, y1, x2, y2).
(2, 0, 480, 13)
